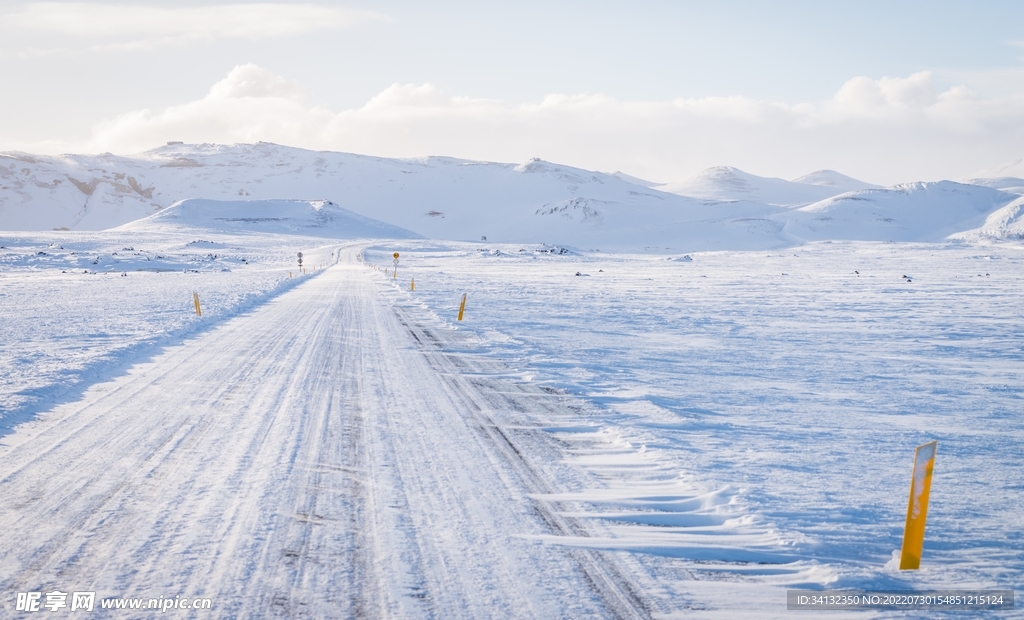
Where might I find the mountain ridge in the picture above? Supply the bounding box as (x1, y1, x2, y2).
(2, 142, 1022, 250)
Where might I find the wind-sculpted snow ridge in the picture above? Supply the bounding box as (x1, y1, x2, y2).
(117, 198, 422, 239)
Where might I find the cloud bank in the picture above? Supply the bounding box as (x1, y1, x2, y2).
(85, 64, 1024, 184)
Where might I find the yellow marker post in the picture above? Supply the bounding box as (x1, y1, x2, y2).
(900, 440, 937, 570)
(411, 278, 415, 291)
(457, 293, 467, 321)
(192, 291, 202, 317)
(289, 272, 292, 278)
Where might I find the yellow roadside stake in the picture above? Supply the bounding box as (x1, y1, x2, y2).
(411, 278, 415, 291)
(457, 293, 467, 321)
(192, 291, 202, 316)
(900, 440, 938, 570)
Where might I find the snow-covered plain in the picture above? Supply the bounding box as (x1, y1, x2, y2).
(365, 240, 1024, 616)
(0, 228, 341, 435)
(3, 219, 1019, 616)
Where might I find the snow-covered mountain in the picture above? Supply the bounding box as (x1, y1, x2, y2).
(2, 143, 1022, 250)
(0, 144, 705, 245)
(0, 143, 789, 251)
(609, 171, 662, 188)
(952, 194, 1024, 241)
(970, 158, 1024, 180)
(118, 198, 422, 239)
(781, 181, 1018, 242)
(961, 176, 1024, 195)
(964, 157, 1024, 195)
(657, 166, 877, 206)
(792, 170, 882, 193)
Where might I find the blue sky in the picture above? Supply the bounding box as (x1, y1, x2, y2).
(1, 1, 1023, 183)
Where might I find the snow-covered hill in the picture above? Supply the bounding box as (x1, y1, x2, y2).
(961, 176, 1024, 195)
(952, 194, 1024, 241)
(792, 169, 882, 193)
(0, 144, 791, 251)
(2, 143, 1023, 249)
(658, 166, 875, 206)
(964, 157, 1024, 195)
(781, 181, 1018, 242)
(118, 198, 421, 239)
(970, 158, 1024, 180)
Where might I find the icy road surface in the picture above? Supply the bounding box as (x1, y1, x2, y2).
(0, 246, 662, 619)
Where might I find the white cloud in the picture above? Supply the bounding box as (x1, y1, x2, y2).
(831, 72, 939, 113)
(0, 3, 383, 50)
(87, 65, 1024, 184)
(208, 63, 305, 101)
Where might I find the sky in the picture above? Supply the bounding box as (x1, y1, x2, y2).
(1, 0, 1023, 184)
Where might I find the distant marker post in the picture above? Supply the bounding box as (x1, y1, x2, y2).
(411, 278, 415, 291)
(900, 440, 937, 570)
(457, 293, 467, 321)
(192, 291, 202, 317)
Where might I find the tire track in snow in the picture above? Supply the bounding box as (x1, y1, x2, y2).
(390, 310, 652, 619)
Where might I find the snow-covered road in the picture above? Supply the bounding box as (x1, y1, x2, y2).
(0, 246, 649, 618)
